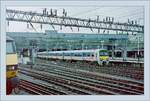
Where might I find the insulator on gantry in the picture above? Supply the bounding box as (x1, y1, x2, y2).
(50, 9, 53, 16)
(88, 18, 91, 23)
(54, 10, 57, 16)
(65, 12, 67, 17)
(131, 21, 134, 25)
(103, 18, 105, 22)
(135, 20, 137, 25)
(97, 16, 99, 22)
(43, 8, 47, 15)
(106, 17, 108, 22)
(63, 9, 65, 14)
(112, 17, 114, 22)
(63, 9, 65, 15)
(108, 17, 111, 22)
(128, 19, 130, 24)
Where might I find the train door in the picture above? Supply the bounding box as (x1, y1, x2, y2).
(95, 50, 101, 65)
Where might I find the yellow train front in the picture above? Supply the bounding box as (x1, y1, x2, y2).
(97, 49, 109, 65)
(6, 36, 19, 95)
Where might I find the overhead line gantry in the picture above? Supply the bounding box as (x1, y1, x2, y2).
(6, 9, 144, 34)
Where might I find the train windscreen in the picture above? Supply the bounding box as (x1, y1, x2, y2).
(99, 50, 108, 56)
(6, 41, 16, 54)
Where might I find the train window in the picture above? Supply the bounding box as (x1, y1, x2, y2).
(64, 53, 70, 56)
(65, 53, 69, 56)
(90, 53, 94, 57)
(78, 53, 81, 56)
(57, 53, 61, 56)
(71, 53, 74, 56)
(74, 53, 77, 56)
(56, 53, 60, 56)
(87, 52, 91, 56)
(82, 53, 85, 57)
(74, 53, 80, 57)
(74, 53, 78, 56)
(82, 52, 90, 57)
(6, 41, 16, 54)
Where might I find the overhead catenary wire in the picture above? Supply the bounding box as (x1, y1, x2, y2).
(70, 7, 101, 17)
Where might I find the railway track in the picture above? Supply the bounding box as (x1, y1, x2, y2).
(19, 79, 69, 95)
(35, 61, 143, 84)
(20, 79, 54, 95)
(20, 69, 111, 95)
(37, 59, 143, 80)
(69, 61, 144, 80)
(36, 63, 144, 93)
(34, 64, 144, 94)
(19, 64, 144, 95)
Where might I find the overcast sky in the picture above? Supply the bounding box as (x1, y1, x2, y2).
(6, 6, 144, 33)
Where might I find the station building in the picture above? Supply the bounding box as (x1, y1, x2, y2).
(6, 30, 144, 58)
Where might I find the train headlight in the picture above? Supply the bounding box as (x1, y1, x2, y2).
(7, 65, 18, 71)
(12, 66, 15, 70)
(106, 58, 109, 61)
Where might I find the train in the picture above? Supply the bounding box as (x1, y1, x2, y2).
(37, 49, 109, 65)
(6, 36, 19, 94)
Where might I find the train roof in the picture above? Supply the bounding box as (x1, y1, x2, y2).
(6, 36, 14, 41)
(50, 49, 95, 53)
(39, 49, 108, 54)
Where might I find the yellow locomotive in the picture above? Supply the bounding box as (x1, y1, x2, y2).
(6, 36, 19, 94)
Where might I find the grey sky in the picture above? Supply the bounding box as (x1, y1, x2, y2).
(6, 6, 144, 33)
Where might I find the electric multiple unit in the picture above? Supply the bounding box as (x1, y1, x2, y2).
(37, 49, 109, 65)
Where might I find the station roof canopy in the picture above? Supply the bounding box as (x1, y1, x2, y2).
(7, 30, 128, 40)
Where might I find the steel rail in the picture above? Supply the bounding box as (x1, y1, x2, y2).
(19, 67, 143, 95)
